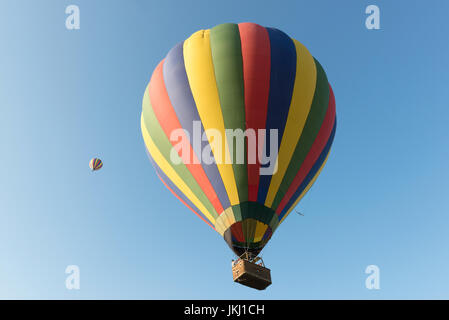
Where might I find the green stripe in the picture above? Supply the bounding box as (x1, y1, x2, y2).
(142, 92, 219, 219)
(232, 204, 242, 222)
(271, 59, 330, 211)
(223, 201, 279, 245)
(241, 219, 250, 244)
(230, 202, 278, 227)
(210, 23, 248, 203)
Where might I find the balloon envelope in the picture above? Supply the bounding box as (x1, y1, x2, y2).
(141, 22, 336, 256)
(89, 158, 103, 171)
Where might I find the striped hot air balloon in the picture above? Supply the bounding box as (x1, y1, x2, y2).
(141, 23, 336, 257)
(89, 158, 103, 171)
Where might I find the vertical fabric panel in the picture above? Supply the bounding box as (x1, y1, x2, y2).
(163, 42, 231, 211)
(279, 151, 331, 224)
(142, 85, 219, 220)
(238, 22, 271, 202)
(276, 84, 336, 215)
(141, 115, 216, 223)
(264, 38, 317, 207)
(210, 23, 248, 204)
(270, 59, 330, 211)
(150, 61, 224, 215)
(147, 149, 215, 229)
(183, 30, 240, 205)
(256, 27, 297, 204)
(279, 122, 336, 220)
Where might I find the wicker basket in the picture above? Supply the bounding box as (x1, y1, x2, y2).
(232, 259, 272, 290)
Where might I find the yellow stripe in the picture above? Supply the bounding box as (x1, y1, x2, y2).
(222, 207, 236, 230)
(214, 216, 226, 236)
(141, 115, 215, 225)
(279, 151, 330, 224)
(265, 39, 317, 207)
(254, 221, 268, 243)
(183, 30, 240, 205)
(214, 207, 236, 236)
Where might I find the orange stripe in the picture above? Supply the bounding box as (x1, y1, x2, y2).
(149, 60, 225, 215)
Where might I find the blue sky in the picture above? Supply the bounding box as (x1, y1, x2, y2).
(1, 0, 448, 299)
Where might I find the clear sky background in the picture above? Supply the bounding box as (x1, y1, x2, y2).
(1, 0, 448, 299)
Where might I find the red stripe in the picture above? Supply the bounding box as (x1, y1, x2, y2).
(231, 221, 245, 243)
(156, 173, 215, 230)
(94, 159, 101, 170)
(276, 84, 336, 214)
(238, 23, 271, 202)
(148, 61, 224, 215)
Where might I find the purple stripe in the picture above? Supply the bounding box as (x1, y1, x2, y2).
(162, 42, 230, 210)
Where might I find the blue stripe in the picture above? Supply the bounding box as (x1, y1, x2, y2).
(279, 119, 336, 220)
(162, 42, 231, 211)
(257, 28, 297, 204)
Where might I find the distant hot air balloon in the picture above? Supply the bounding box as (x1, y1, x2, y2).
(89, 158, 103, 171)
(141, 23, 336, 289)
